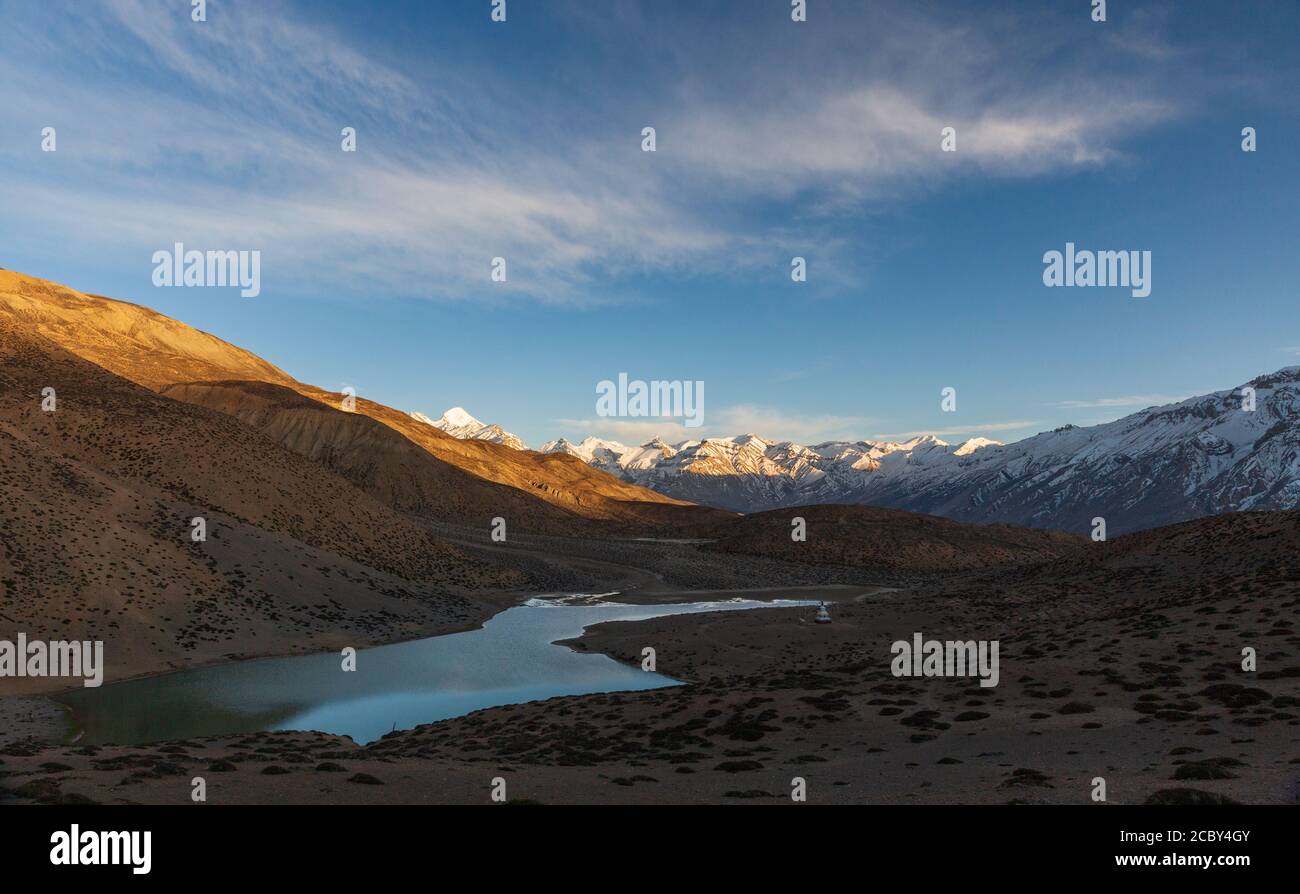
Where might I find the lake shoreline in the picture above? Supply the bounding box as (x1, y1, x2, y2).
(1, 564, 1293, 805)
(1, 582, 880, 750)
(32, 582, 883, 748)
(0, 696, 71, 748)
(0, 589, 533, 747)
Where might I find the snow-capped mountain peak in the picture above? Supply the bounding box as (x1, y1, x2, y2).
(539, 436, 629, 463)
(412, 407, 529, 451)
(954, 437, 1002, 456)
(897, 435, 949, 451)
(439, 407, 482, 429)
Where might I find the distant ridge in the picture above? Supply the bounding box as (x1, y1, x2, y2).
(544, 369, 1300, 534)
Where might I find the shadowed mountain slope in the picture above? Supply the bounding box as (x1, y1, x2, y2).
(916, 508, 1300, 633)
(704, 504, 1087, 572)
(287, 381, 723, 530)
(162, 380, 600, 533)
(0, 322, 525, 692)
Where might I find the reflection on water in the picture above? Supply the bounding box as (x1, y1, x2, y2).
(62, 597, 813, 746)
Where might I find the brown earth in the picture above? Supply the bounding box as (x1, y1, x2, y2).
(0, 322, 524, 693)
(0, 270, 296, 391)
(3, 511, 1295, 805)
(163, 379, 727, 536)
(162, 380, 596, 535)
(0, 269, 724, 535)
(705, 504, 1087, 571)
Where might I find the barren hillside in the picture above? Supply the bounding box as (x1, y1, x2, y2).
(0, 269, 716, 533)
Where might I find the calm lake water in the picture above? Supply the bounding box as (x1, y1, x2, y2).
(61, 595, 814, 746)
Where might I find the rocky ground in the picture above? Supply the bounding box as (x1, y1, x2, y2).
(3, 513, 1295, 805)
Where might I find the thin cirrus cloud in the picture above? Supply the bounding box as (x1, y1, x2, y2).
(656, 0, 1181, 210)
(1046, 395, 1189, 410)
(0, 1, 732, 304)
(668, 86, 1172, 208)
(0, 0, 1187, 305)
(557, 405, 877, 445)
(868, 421, 1041, 442)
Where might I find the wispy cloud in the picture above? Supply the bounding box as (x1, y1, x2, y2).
(557, 409, 1037, 446)
(0, 0, 1190, 305)
(557, 404, 875, 445)
(669, 86, 1171, 208)
(1046, 395, 1186, 410)
(868, 420, 1040, 442)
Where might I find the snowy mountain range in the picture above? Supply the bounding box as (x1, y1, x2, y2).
(411, 407, 529, 451)
(538, 367, 1300, 535)
(538, 432, 1006, 517)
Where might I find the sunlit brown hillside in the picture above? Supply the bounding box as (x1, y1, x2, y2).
(162, 379, 597, 533)
(0, 269, 717, 533)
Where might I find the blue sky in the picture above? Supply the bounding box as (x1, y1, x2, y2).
(2, 0, 1298, 447)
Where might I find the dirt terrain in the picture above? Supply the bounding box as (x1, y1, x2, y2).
(704, 504, 1087, 571)
(0, 269, 718, 533)
(3, 511, 1295, 805)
